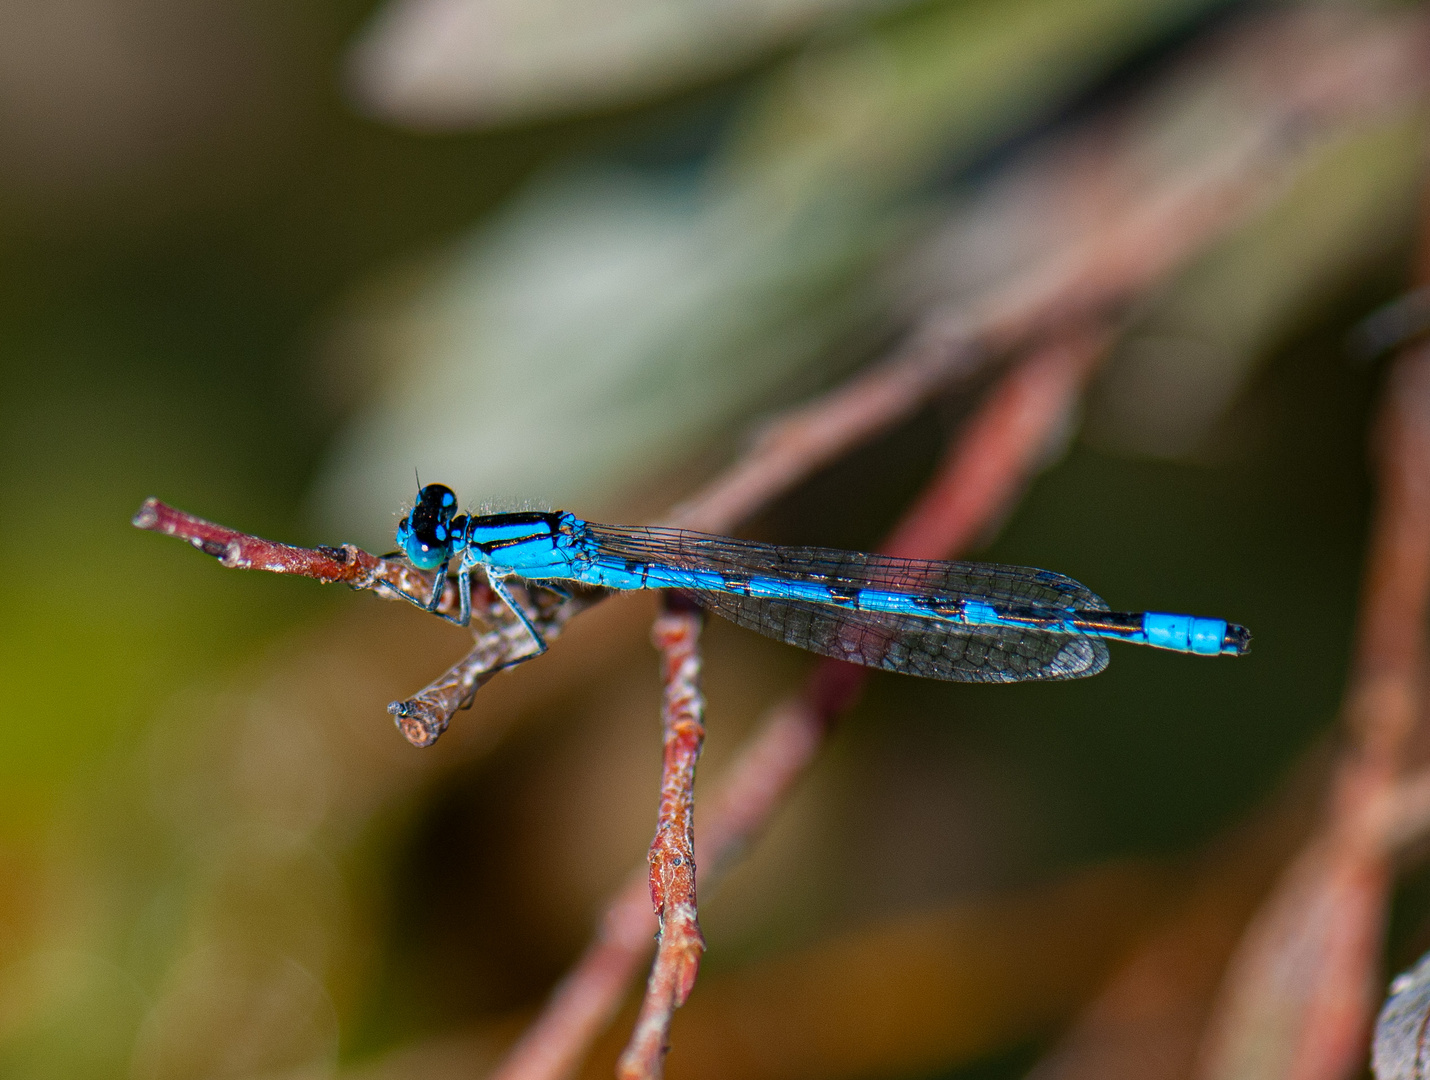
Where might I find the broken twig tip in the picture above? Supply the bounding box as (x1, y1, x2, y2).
(131, 497, 161, 530)
(388, 698, 449, 748)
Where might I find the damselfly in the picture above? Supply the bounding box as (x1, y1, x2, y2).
(391, 484, 1250, 682)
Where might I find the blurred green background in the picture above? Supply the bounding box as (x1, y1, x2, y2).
(0, 0, 1424, 1077)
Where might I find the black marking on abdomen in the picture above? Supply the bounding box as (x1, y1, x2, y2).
(1069, 611, 1143, 633)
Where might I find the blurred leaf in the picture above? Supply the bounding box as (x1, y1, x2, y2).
(314, 0, 1229, 546)
(312, 164, 889, 546)
(346, 0, 921, 128)
(718, 0, 1222, 203)
(1088, 112, 1429, 459)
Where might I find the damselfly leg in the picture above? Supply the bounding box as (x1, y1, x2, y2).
(487, 572, 549, 657)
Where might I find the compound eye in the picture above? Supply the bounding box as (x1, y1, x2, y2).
(411, 483, 458, 546)
(416, 483, 457, 513)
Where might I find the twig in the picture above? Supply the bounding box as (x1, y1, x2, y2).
(130, 498, 602, 747)
(133, 497, 392, 587)
(385, 578, 592, 746)
(492, 323, 1114, 1080)
(616, 599, 707, 1080)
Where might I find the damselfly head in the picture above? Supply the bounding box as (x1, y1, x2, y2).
(397, 483, 459, 569)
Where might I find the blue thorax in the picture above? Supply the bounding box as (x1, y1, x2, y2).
(396, 485, 577, 577)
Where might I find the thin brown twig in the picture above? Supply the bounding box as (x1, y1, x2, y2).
(491, 323, 1114, 1080)
(133, 497, 391, 587)
(130, 498, 602, 746)
(617, 599, 708, 1080)
(382, 576, 592, 747)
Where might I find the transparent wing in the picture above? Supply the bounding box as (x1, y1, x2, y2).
(684, 590, 1109, 682)
(581, 523, 1109, 612)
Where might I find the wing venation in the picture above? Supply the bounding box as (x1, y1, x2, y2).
(684, 590, 1109, 683)
(581, 523, 1108, 612)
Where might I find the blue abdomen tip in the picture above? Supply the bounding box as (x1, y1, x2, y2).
(1143, 613, 1246, 656)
